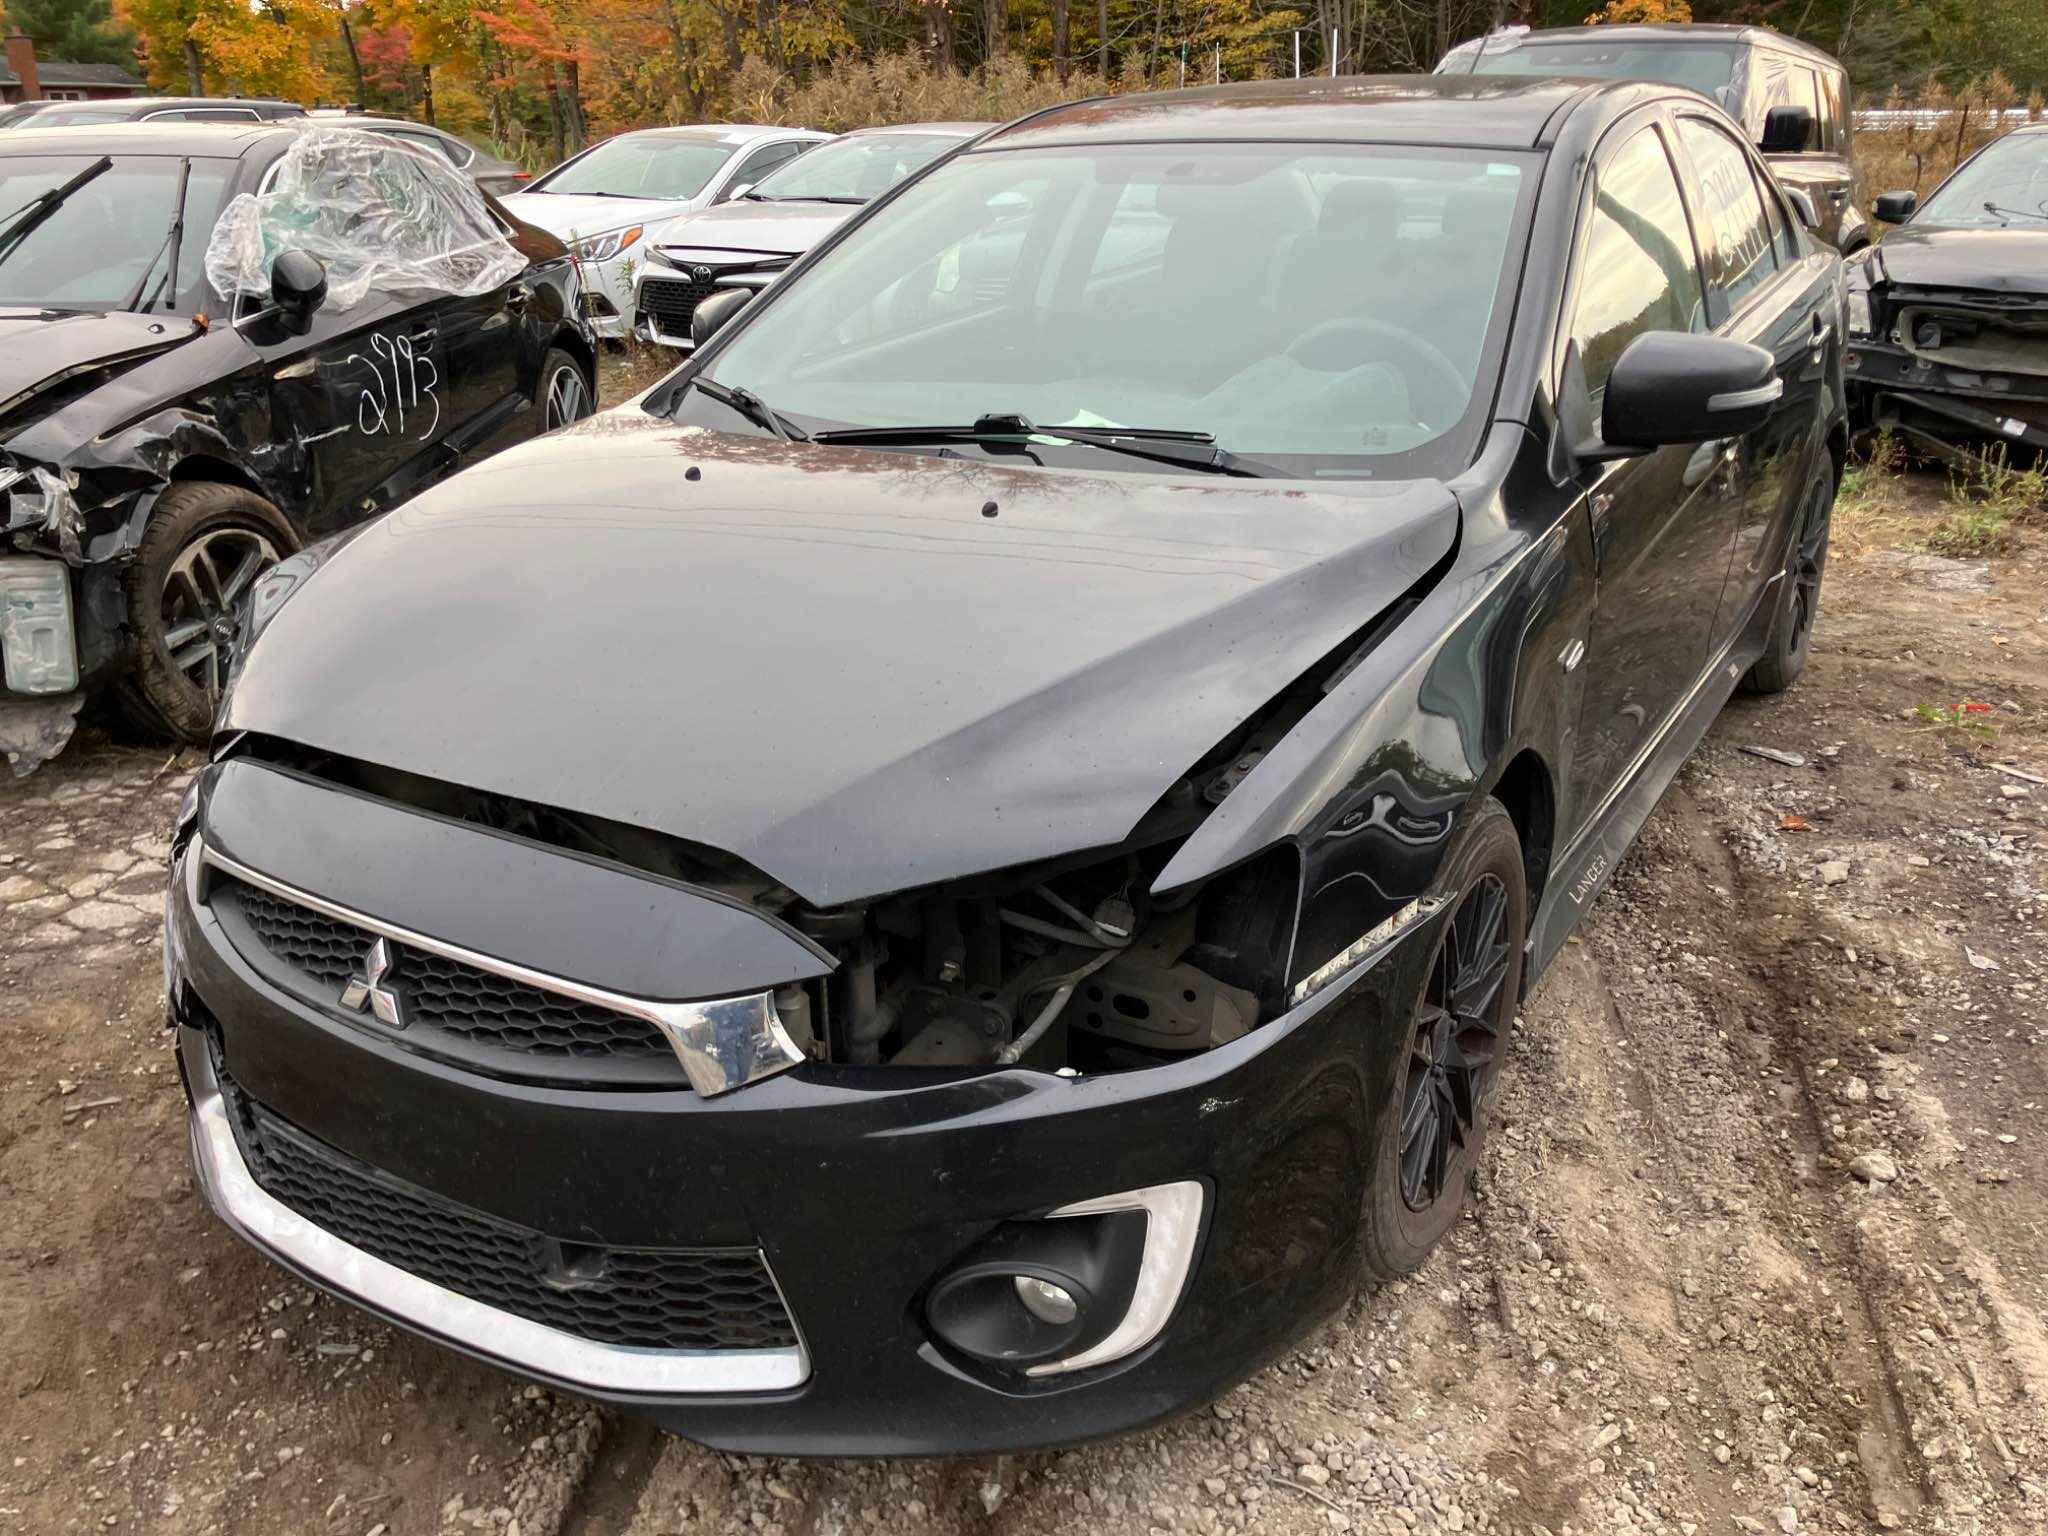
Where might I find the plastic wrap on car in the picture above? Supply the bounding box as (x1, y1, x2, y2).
(0, 464, 85, 561)
(204, 127, 524, 313)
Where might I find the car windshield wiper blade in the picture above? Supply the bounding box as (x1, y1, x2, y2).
(123, 156, 192, 314)
(0, 154, 112, 262)
(809, 414, 1281, 476)
(686, 376, 809, 441)
(1984, 201, 2048, 223)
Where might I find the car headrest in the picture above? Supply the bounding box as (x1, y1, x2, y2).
(1318, 179, 1399, 238)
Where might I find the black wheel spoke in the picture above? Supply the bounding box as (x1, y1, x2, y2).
(156, 526, 282, 702)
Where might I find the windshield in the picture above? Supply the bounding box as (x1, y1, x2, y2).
(699, 142, 1531, 479)
(1469, 42, 1741, 106)
(0, 153, 234, 312)
(1917, 132, 2048, 227)
(531, 134, 739, 201)
(750, 133, 962, 203)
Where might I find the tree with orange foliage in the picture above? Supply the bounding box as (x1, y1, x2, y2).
(1583, 0, 1693, 22)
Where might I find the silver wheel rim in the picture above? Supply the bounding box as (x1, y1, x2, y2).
(546, 366, 589, 429)
(160, 525, 281, 703)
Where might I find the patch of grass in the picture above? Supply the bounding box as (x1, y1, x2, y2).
(1914, 701, 2001, 740)
(1929, 447, 2045, 556)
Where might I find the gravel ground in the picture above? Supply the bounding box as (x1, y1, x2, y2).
(2, 464, 2043, 1536)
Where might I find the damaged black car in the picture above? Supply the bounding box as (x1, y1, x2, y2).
(0, 122, 594, 773)
(1846, 124, 2048, 460)
(166, 77, 1845, 1454)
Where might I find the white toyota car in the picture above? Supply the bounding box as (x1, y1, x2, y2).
(502, 124, 828, 338)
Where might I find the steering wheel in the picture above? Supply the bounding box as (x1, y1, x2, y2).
(1286, 316, 1469, 429)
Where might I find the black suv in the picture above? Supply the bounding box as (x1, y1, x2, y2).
(1438, 23, 1867, 251)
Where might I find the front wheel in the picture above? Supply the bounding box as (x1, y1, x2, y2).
(118, 481, 297, 742)
(539, 347, 594, 432)
(1742, 468, 1834, 695)
(1359, 799, 1528, 1282)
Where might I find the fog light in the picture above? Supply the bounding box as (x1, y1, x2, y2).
(0, 555, 79, 693)
(1015, 1275, 1078, 1325)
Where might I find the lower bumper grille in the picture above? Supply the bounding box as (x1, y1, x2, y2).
(220, 1072, 798, 1353)
(639, 274, 715, 340)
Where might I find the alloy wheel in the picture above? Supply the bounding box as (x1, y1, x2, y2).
(1788, 479, 1832, 651)
(1397, 874, 1513, 1213)
(546, 365, 590, 430)
(159, 526, 280, 703)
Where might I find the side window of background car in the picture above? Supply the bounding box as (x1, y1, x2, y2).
(1566, 127, 1706, 399)
(1675, 118, 1780, 320)
(1820, 71, 1848, 153)
(727, 141, 802, 196)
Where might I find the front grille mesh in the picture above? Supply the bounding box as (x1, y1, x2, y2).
(222, 879, 676, 1063)
(225, 1077, 798, 1352)
(639, 274, 716, 338)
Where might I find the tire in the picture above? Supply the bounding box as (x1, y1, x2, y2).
(1742, 467, 1835, 695)
(118, 482, 298, 743)
(538, 346, 594, 432)
(1359, 798, 1528, 1283)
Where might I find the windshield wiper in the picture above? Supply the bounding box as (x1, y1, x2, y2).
(0, 154, 112, 262)
(810, 413, 1282, 476)
(685, 376, 809, 441)
(1984, 201, 2048, 223)
(124, 157, 192, 314)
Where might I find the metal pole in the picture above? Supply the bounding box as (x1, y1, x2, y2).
(1330, 27, 1338, 77)
(1179, 44, 1185, 87)
(1294, 31, 1301, 77)
(1214, 45, 1220, 83)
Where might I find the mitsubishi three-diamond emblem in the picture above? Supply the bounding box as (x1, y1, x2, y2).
(338, 936, 406, 1028)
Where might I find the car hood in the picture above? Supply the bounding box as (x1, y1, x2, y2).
(651, 199, 857, 258)
(0, 307, 197, 430)
(496, 192, 692, 241)
(1870, 225, 2048, 296)
(223, 411, 1458, 907)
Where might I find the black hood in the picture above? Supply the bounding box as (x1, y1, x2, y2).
(0, 307, 198, 428)
(1869, 225, 2048, 297)
(222, 410, 1458, 906)
(652, 199, 857, 260)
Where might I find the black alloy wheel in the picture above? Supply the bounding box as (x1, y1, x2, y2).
(1744, 468, 1834, 695)
(1359, 797, 1527, 1282)
(159, 525, 280, 703)
(541, 349, 593, 431)
(1397, 873, 1512, 1212)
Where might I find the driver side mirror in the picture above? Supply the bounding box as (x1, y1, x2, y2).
(1596, 332, 1782, 455)
(1759, 105, 1814, 154)
(719, 181, 753, 204)
(691, 286, 752, 348)
(1872, 189, 1917, 223)
(270, 250, 328, 336)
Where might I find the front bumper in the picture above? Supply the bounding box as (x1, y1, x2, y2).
(167, 828, 1427, 1455)
(1845, 337, 2048, 453)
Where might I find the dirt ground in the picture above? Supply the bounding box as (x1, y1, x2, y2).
(2, 449, 2044, 1536)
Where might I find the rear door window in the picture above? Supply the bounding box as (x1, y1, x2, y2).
(1566, 126, 1707, 399)
(1674, 116, 1780, 320)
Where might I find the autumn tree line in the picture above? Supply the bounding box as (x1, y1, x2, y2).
(5, 0, 2044, 167)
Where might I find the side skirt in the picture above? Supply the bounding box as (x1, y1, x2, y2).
(1523, 576, 1778, 986)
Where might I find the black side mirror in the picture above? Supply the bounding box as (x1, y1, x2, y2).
(1759, 105, 1814, 154)
(1597, 332, 1782, 454)
(691, 286, 752, 348)
(270, 250, 328, 336)
(1872, 189, 1917, 223)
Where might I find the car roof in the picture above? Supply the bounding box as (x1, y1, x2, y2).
(979, 75, 1615, 152)
(0, 120, 292, 156)
(1483, 23, 1841, 69)
(614, 124, 826, 145)
(843, 121, 991, 137)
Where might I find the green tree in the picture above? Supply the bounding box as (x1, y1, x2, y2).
(7, 0, 137, 67)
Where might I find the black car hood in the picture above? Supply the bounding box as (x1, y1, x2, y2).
(0, 307, 197, 427)
(223, 411, 1458, 907)
(652, 198, 857, 259)
(1870, 226, 2048, 296)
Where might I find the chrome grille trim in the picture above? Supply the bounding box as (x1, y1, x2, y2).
(198, 843, 807, 1097)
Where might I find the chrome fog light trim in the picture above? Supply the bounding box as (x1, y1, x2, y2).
(1025, 1180, 1204, 1377)
(183, 1052, 808, 1395)
(200, 845, 807, 1096)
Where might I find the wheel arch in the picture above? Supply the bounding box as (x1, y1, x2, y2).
(1484, 747, 1557, 915)
(551, 324, 598, 395)
(166, 454, 271, 499)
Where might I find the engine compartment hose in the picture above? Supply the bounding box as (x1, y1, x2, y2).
(996, 948, 1119, 1066)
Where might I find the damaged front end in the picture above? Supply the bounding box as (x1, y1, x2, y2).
(1845, 258, 2048, 463)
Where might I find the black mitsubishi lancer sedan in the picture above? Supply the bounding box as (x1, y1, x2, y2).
(166, 76, 1845, 1455)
